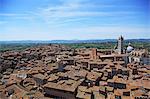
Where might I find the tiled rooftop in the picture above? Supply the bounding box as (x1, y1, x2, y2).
(0, 44, 149, 98)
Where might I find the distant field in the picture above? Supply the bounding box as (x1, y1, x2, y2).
(0, 41, 150, 52)
(0, 43, 42, 52)
(65, 42, 150, 52)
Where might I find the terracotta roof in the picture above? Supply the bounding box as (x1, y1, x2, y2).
(44, 79, 82, 92)
(114, 89, 122, 96)
(76, 91, 91, 99)
(5, 84, 28, 98)
(78, 86, 92, 93)
(106, 86, 114, 92)
(33, 73, 46, 80)
(93, 91, 105, 99)
(90, 86, 100, 92)
(87, 71, 102, 81)
(100, 54, 128, 58)
(48, 74, 59, 82)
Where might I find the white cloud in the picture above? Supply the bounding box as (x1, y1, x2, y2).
(34, 0, 141, 26)
(0, 0, 141, 25)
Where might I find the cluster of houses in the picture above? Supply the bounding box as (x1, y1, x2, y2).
(0, 36, 149, 99)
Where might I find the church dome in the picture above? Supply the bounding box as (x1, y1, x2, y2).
(127, 45, 134, 53)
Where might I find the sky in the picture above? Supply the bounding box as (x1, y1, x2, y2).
(0, 0, 150, 40)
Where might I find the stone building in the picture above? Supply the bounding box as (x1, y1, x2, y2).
(117, 35, 124, 54)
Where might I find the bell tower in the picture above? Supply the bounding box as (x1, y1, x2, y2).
(117, 35, 124, 54)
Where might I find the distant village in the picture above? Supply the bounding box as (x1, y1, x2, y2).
(0, 36, 150, 99)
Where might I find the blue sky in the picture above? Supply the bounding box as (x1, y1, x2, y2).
(0, 0, 150, 40)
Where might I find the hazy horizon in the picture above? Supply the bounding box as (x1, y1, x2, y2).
(0, 38, 150, 42)
(1, 0, 150, 40)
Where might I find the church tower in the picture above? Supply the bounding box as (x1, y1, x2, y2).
(117, 35, 124, 54)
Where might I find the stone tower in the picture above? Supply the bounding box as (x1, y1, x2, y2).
(117, 35, 124, 54)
